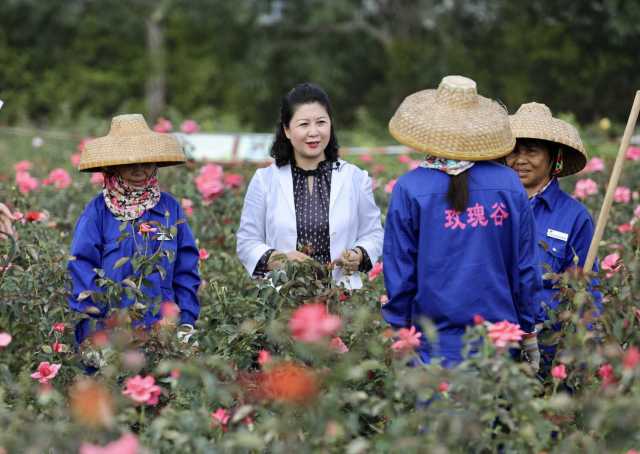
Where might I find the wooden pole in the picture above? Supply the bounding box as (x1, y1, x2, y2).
(584, 91, 640, 272)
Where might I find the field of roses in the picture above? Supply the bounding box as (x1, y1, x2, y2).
(0, 118, 639, 453)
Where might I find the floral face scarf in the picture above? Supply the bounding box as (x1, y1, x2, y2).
(102, 171, 160, 221)
(419, 155, 475, 175)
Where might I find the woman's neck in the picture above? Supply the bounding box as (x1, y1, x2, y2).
(294, 153, 326, 171)
(526, 177, 552, 198)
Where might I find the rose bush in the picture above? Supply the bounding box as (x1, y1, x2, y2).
(0, 127, 638, 452)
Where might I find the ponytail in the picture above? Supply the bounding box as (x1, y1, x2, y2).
(447, 173, 469, 213)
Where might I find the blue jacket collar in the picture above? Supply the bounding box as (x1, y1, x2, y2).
(532, 178, 560, 210)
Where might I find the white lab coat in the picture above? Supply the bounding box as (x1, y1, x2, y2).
(236, 159, 384, 289)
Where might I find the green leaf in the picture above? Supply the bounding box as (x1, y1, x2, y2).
(113, 256, 130, 269)
(77, 290, 92, 301)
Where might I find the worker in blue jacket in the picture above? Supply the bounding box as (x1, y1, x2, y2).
(68, 114, 200, 348)
(506, 103, 600, 373)
(383, 76, 541, 368)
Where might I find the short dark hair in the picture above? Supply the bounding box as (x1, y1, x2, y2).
(270, 83, 340, 167)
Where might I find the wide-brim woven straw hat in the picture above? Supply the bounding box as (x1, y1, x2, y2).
(388, 75, 515, 161)
(79, 114, 185, 172)
(509, 102, 587, 177)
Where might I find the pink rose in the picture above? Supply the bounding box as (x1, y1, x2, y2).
(79, 433, 139, 454)
(211, 408, 230, 429)
(398, 155, 412, 164)
(487, 320, 524, 348)
(379, 294, 389, 305)
(160, 301, 180, 320)
(368, 261, 383, 281)
(14, 160, 33, 172)
(598, 363, 617, 386)
(153, 117, 173, 133)
(329, 336, 349, 354)
(581, 157, 605, 173)
(43, 168, 72, 189)
(623, 346, 640, 370)
(77, 137, 93, 153)
(181, 198, 194, 217)
(289, 303, 342, 343)
(618, 223, 633, 234)
(199, 248, 209, 261)
(391, 326, 422, 353)
(257, 350, 272, 366)
(614, 186, 632, 204)
(90, 173, 105, 185)
(601, 253, 621, 278)
(626, 146, 640, 161)
(199, 163, 224, 180)
(384, 179, 397, 194)
(574, 179, 598, 199)
(31, 361, 61, 384)
(551, 364, 567, 380)
(180, 119, 200, 134)
(635, 205, 640, 219)
(122, 375, 162, 405)
(0, 332, 12, 348)
(438, 381, 449, 393)
(53, 323, 66, 333)
(360, 154, 373, 163)
(70, 153, 82, 167)
(224, 173, 244, 189)
(195, 164, 225, 202)
(138, 223, 157, 234)
(473, 314, 485, 325)
(15, 171, 39, 194)
(408, 160, 421, 170)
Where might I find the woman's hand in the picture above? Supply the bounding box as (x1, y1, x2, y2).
(267, 250, 311, 270)
(0, 203, 16, 240)
(338, 248, 363, 275)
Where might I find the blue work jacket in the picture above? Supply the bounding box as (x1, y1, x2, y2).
(382, 162, 541, 366)
(530, 178, 600, 322)
(68, 192, 201, 345)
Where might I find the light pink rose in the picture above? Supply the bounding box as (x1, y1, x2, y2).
(211, 408, 230, 427)
(391, 326, 422, 353)
(360, 154, 373, 163)
(199, 248, 209, 261)
(14, 160, 33, 172)
(258, 350, 272, 366)
(43, 168, 72, 189)
(223, 173, 244, 189)
(122, 375, 162, 405)
(581, 157, 605, 173)
(15, 171, 39, 194)
(329, 336, 349, 354)
(153, 117, 173, 133)
(0, 332, 11, 347)
(90, 173, 104, 185)
(398, 155, 412, 164)
(31, 361, 61, 384)
(70, 153, 82, 168)
(79, 433, 139, 454)
(574, 178, 598, 199)
(626, 146, 640, 161)
(614, 186, 631, 204)
(181, 198, 194, 217)
(180, 119, 200, 134)
(487, 321, 524, 348)
(289, 303, 342, 343)
(601, 253, 621, 278)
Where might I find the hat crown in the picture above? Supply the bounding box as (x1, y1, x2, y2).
(109, 114, 151, 137)
(516, 102, 552, 118)
(436, 75, 479, 108)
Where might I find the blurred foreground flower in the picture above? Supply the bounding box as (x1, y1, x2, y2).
(122, 375, 162, 406)
(31, 361, 61, 384)
(391, 326, 422, 354)
(70, 379, 114, 428)
(261, 362, 319, 405)
(329, 336, 349, 354)
(551, 364, 567, 380)
(487, 321, 524, 348)
(289, 303, 341, 342)
(79, 433, 139, 454)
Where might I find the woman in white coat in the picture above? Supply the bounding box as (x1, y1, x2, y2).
(236, 83, 383, 289)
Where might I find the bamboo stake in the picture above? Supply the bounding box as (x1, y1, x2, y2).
(584, 91, 640, 272)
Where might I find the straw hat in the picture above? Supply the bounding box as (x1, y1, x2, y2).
(509, 103, 587, 177)
(79, 114, 185, 172)
(388, 75, 515, 161)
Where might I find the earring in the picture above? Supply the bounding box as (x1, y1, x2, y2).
(553, 150, 564, 176)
